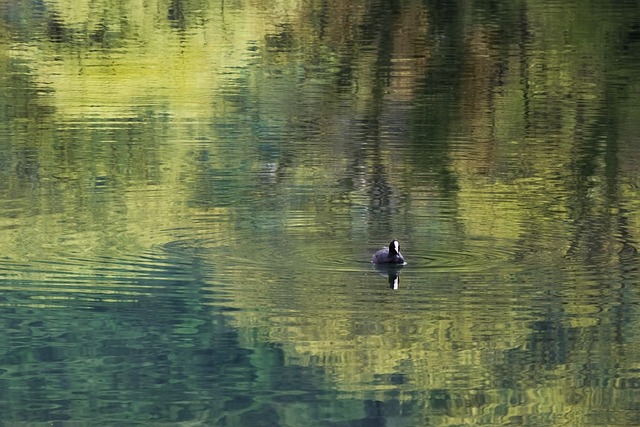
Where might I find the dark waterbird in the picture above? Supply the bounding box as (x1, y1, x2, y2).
(371, 240, 405, 265)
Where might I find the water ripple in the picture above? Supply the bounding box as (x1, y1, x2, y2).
(409, 245, 518, 273)
(0, 251, 200, 309)
(159, 231, 522, 277)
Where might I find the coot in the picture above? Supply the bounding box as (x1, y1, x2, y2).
(371, 240, 405, 265)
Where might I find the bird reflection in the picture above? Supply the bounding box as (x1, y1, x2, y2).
(373, 264, 404, 290)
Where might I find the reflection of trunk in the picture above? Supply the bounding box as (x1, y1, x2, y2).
(366, 137, 397, 236)
(604, 124, 639, 347)
(362, 112, 402, 235)
(167, 0, 186, 30)
(519, 3, 532, 134)
(369, 162, 393, 214)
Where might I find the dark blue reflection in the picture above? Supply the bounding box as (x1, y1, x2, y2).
(0, 249, 404, 425)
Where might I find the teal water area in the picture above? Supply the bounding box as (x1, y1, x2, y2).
(1, 0, 640, 425)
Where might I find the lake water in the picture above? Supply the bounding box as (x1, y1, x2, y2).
(1, 0, 640, 425)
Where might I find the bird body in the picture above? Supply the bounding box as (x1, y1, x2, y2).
(371, 240, 405, 265)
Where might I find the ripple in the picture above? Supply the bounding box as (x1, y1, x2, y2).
(0, 250, 203, 309)
(402, 240, 519, 274)
(160, 232, 367, 274)
(158, 231, 526, 278)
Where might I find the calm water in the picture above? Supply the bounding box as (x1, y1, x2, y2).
(1, 0, 640, 425)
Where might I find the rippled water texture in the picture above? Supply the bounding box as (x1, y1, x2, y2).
(1, 0, 640, 425)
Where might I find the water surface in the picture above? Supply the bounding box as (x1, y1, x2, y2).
(1, 0, 640, 425)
